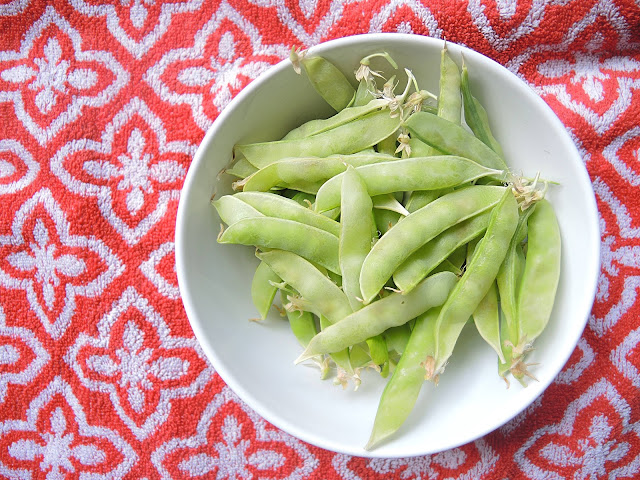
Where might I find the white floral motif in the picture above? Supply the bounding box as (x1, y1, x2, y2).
(0, 139, 39, 195)
(152, 386, 317, 479)
(515, 378, 640, 479)
(70, 0, 204, 59)
(66, 287, 213, 440)
(144, 1, 289, 131)
(246, 0, 364, 45)
(0, 305, 50, 403)
(0, 0, 30, 16)
(0, 377, 136, 479)
(140, 242, 180, 299)
(86, 321, 190, 413)
(176, 416, 258, 479)
(332, 438, 499, 480)
(0, 189, 124, 339)
(505, 0, 640, 135)
(467, 0, 570, 52)
(0, 6, 128, 145)
(539, 415, 630, 479)
(368, 0, 443, 37)
(51, 97, 194, 245)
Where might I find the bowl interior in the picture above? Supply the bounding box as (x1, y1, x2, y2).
(176, 33, 600, 457)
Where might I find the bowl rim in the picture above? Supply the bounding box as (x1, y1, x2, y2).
(175, 32, 601, 457)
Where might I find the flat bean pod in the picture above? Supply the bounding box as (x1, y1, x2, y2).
(405, 111, 508, 172)
(315, 156, 503, 212)
(517, 199, 561, 344)
(359, 185, 506, 304)
(212, 195, 263, 225)
(233, 191, 340, 237)
(219, 218, 340, 274)
(251, 261, 281, 320)
(472, 280, 504, 363)
(283, 99, 387, 140)
(366, 307, 441, 450)
(241, 153, 395, 193)
(296, 271, 457, 361)
(437, 45, 462, 124)
(339, 166, 376, 311)
(431, 189, 519, 376)
(257, 250, 351, 324)
(301, 56, 356, 112)
(393, 208, 492, 293)
(461, 60, 504, 157)
(236, 110, 401, 169)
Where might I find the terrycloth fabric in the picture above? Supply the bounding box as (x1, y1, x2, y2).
(0, 0, 639, 478)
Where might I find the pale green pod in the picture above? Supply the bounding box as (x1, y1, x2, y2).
(517, 199, 561, 344)
(472, 280, 505, 363)
(283, 99, 388, 140)
(212, 195, 263, 225)
(359, 186, 506, 304)
(393, 209, 492, 293)
(218, 217, 340, 274)
(405, 111, 508, 172)
(437, 45, 462, 125)
(233, 191, 340, 237)
(251, 261, 281, 320)
(365, 307, 441, 450)
(314, 156, 503, 212)
(257, 250, 352, 325)
(236, 110, 401, 169)
(241, 153, 395, 193)
(296, 271, 457, 361)
(432, 189, 519, 376)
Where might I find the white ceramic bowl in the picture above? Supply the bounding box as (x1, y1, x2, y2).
(175, 33, 600, 457)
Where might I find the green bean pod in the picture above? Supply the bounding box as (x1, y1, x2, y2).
(301, 56, 356, 112)
(339, 166, 389, 372)
(251, 261, 281, 320)
(237, 110, 401, 169)
(472, 280, 504, 363)
(283, 99, 388, 140)
(431, 189, 519, 376)
(359, 186, 506, 304)
(373, 209, 401, 236)
(365, 307, 441, 450)
(218, 218, 340, 274)
(226, 156, 257, 178)
(437, 45, 462, 124)
(517, 199, 561, 344)
(295, 271, 457, 362)
(241, 153, 396, 194)
(393, 209, 492, 293)
(314, 156, 503, 212)
(212, 195, 263, 225)
(461, 60, 504, 157)
(233, 192, 340, 237)
(496, 206, 533, 377)
(405, 111, 508, 172)
(339, 166, 376, 311)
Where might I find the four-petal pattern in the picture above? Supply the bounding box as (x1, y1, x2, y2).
(0, 6, 128, 145)
(66, 286, 214, 440)
(51, 97, 194, 245)
(0, 188, 124, 339)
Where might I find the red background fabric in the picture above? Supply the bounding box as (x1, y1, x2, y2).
(0, 0, 639, 478)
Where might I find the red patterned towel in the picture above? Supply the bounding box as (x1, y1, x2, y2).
(0, 1, 639, 478)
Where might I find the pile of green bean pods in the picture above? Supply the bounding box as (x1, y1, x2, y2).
(213, 45, 561, 450)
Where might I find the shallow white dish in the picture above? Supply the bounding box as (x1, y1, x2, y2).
(175, 33, 600, 457)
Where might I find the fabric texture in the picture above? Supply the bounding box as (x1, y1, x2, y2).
(0, 0, 639, 478)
